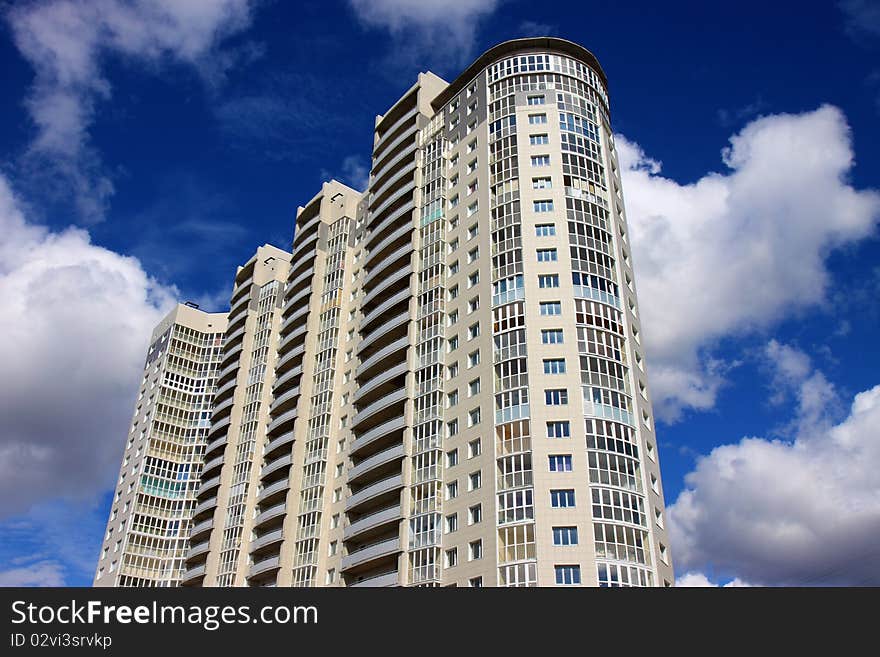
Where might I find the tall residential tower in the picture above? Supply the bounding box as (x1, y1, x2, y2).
(179, 37, 673, 588)
(95, 303, 226, 586)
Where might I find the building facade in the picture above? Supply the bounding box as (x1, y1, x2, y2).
(94, 303, 226, 586)
(180, 37, 673, 588)
(184, 245, 292, 586)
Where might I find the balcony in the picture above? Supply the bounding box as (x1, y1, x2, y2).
(263, 430, 294, 458)
(213, 377, 237, 403)
(198, 475, 221, 496)
(181, 564, 205, 584)
(348, 444, 406, 484)
(363, 242, 414, 289)
(261, 453, 292, 479)
(354, 362, 408, 405)
(350, 416, 406, 456)
(371, 141, 417, 192)
(370, 180, 416, 229)
(345, 473, 404, 511)
(354, 336, 409, 378)
(215, 360, 240, 386)
(249, 528, 284, 553)
(206, 416, 231, 441)
(266, 407, 298, 437)
(358, 312, 410, 354)
(203, 436, 227, 459)
(272, 367, 301, 395)
(373, 106, 418, 156)
(192, 496, 217, 518)
(189, 517, 214, 541)
(344, 504, 402, 541)
(256, 478, 290, 505)
(362, 264, 413, 310)
(186, 540, 211, 561)
(275, 341, 306, 373)
(350, 388, 408, 430)
(369, 161, 415, 210)
(373, 121, 417, 170)
(365, 221, 412, 270)
(360, 288, 411, 332)
(348, 570, 399, 588)
(341, 537, 401, 571)
(248, 555, 281, 579)
(211, 395, 234, 420)
(201, 454, 225, 477)
(367, 198, 414, 245)
(253, 502, 286, 529)
(269, 385, 300, 416)
(224, 324, 246, 349)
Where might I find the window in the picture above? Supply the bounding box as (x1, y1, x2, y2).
(448, 335, 459, 351)
(469, 540, 483, 561)
(555, 565, 581, 585)
(467, 159, 477, 174)
(527, 95, 545, 105)
(467, 223, 478, 239)
(531, 155, 550, 167)
(329, 541, 338, 556)
(533, 199, 553, 212)
(528, 113, 547, 124)
(540, 301, 562, 316)
(468, 438, 481, 458)
(447, 419, 459, 437)
(547, 421, 571, 438)
(449, 237, 459, 252)
(543, 358, 566, 374)
(446, 449, 459, 467)
(551, 489, 576, 508)
(468, 407, 482, 426)
(536, 223, 556, 236)
(468, 378, 481, 396)
(545, 389, 568, 405)
(446, 481, 459, 499)
(549, 454, 573, 471)
(326, 569, 335, 585)
(445, 513, 458, 533)
(538, 274, 559, 288)
(469, 577, 483, 588)
(468, 271, 479, 287)
(467, 181, 478, 196)
(448, 309, 459, 325)
(333, 487, 342, 502)
(469, 504, 483, 525)
(468, 297, 480, 313)
(533, 176, 552, 189)
(449, 260, 460, 275)
(447, 390, 459, 407)
(537, 248, 558, 262)
(448, 361, 459, 378)
(542, 328, 564, 344)
(449, 284, 459, 299)
(468, 247, 479, 263)
(468, 350, 480, 368)
(445, 548, 458, 568)
(469, 471, 482, 491)
(331, 513, 340, 529)
(529, 133, 549, 145)
(468, 323, 480, 339)
(449, 215, 460, 229)
(449, 194, 459, 208)
(553, 526, 579, 546)
(467, 139, 477, 153)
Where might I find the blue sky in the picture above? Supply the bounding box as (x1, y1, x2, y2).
(0, 0, 878, 587)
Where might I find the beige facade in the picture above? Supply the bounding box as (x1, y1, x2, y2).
(183, 245, 291, 586)
(94, 303, 227, 586)
(176, 36, 674, 588)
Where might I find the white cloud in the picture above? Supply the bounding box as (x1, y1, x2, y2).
(347, 0, 500, 66)
(0, 560, 65, 586)
(676, 572, 753, 587)
(8, 0, 256, 221)
(0, 174, 176, 518)
(668, 343, 880, 586)
(619, 105, 880, 420)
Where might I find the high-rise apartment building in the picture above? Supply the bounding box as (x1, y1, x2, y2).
(178, 37, 674, 588)
(94, 303, 226, 586)
(184, 244, 291, 585)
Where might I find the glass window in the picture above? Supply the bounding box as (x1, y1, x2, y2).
(553, 526, 579, 546)
(551, 489, 576, 508)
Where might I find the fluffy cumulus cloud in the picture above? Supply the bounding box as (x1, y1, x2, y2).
(675, 572, 752, 587)
(618, 105, 880, 420)
(668, 342, 880, 586)
(347, 0, 500, 67)
(0, 174, 176, 518)
(8, 0, 256, 220)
